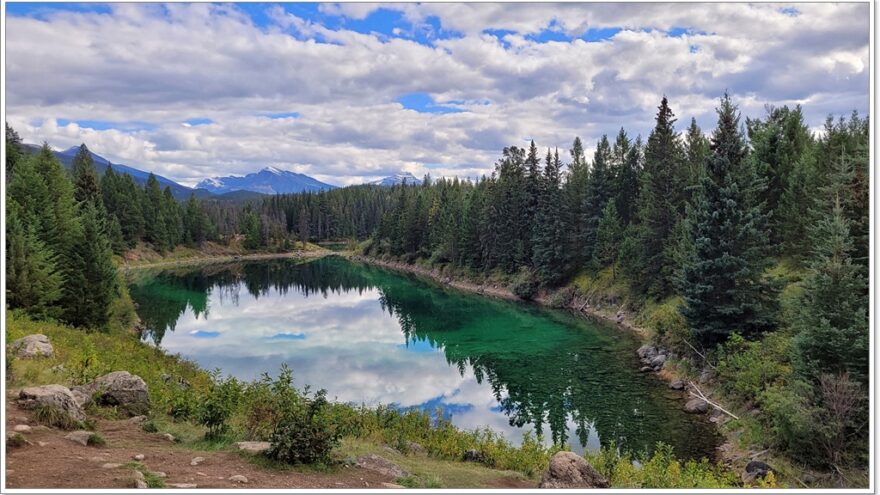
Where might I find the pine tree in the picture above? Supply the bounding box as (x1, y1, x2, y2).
(613, 133, 641, 226)
(72, 144, 101, 204)
(142, 174, 168, 251)
(582, 135, 614, 262)
(683, 118, 709, 195)
(184, 193, 208, 246)
(241, 210, 263, 250)
(792, 195, 868, 384)
(63, 201, 118, 328)
(5, 202, 63, 318)
(5, 122, 23, 178)
(532, 149, 566, 285)
(632, 97, 687, 297)
(679, 94, 778, 346)
(593, 202, 623, 277)
(564, 137, 590, 263)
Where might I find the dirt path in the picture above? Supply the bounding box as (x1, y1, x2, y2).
(4, 396, 395, 489)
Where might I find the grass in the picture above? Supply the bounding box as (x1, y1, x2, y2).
(7, 433, 28, 448)
(87, 432, 107, 446)
(124, 462, 166, 488)
(32, 403, 85, 430)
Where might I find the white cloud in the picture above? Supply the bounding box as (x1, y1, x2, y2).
(4, 3, 869, 186)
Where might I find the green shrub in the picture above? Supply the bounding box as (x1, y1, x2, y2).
(266, 388, 340, 465)
(168, 384, 198, 421)
(586, 443, 736, 488)
(197, 371, 242, 439)
(717, 333, 792, 406)
(511, 272, 538, 300)
(87, 432, 107, 446)
(547, 286, 575, 309)
(141, 420, 158, 433)
(7, 432, 27, 448)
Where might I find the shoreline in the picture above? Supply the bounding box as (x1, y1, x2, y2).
(121, 249, 332, 272)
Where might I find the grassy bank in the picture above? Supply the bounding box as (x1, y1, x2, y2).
(119, 241, 329, 271)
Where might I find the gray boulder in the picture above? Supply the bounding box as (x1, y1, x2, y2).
(684, 398, 709, 414)
(539, 451, 609, 488)
(18, 384, 86, 423)
(636, 345, 657, 360)
(650, 354, 667, 368)
(80, 371, 150, 416)
(355, 454, 408, 478)
(669, 379, 686, 390)
(742, 460, 773, 484)
(235, 441, 270, 454)
(12, 334, 54, 358)
(64, 430, 95, 446)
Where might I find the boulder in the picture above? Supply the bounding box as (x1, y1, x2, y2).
(161, 433, 176, 442)
(407, 441, 426, 455)
(636, 345, 657, 360)
(132, 454, 145, 461)
(12, 334, 54, 358)
(639, 366, 654, 373)
(684, 398, 709, 414)
(650, 354, 667, 368)
(463, 449, 487, 463)
(18, 384, 86, 423)
(80, 371, 150, 416)
(355, 454, 408, 478)
(101, 463, 123, 469)
(13, 424, 32, 433)
(64, 430, 95, 446)
(235, 441, 270, 454)
(191, 456, 205, 466)
(228, 475, 248, 484)
(699, 369, 714, 384)
(538, 451, 609, 489)
(742, 460, 773, 484)
(669, 379, 686, 390)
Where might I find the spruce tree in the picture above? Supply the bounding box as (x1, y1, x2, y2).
(683, 118, 709, 195)
(593, 202, 623, 277)
(792, 195, 868, 383)
(679, 94, 778, 346)
(5, 123, 23, 178)
(142, 174, 168, 251)
(582, 135, 614, 262)
(72, 144, 101, 204)
(564, 137, 590, 263)
(63, 200, 118, 328)
(6, 202, 63, 318)
(633, 97, 687, 297)
(532, 149, 566, 285)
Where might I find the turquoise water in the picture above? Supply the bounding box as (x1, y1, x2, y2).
(128, 256, 718, 459)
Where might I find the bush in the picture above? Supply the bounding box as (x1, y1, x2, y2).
(87, 432, 107, 446)
(586, 442, 736, 488)
(238, 366, 302, 440)
(717, 332, 792, 406)
(266, 388, 340, 465)
(511, 272, 538, 300)
(547, 286, 575, 309)
(197, 371, 241, 439)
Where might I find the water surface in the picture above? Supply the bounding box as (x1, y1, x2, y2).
(129, 256, 718, 459)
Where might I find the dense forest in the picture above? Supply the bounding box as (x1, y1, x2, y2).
(4, 93, 870, 473)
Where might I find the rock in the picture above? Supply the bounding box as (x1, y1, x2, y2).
(161, 433, 175, 442)
(134, 479, 148, 489)
(132, 470, 145, 482)
(381, 483, 405, 489)
(13, 424, 32, 433)
(70, 388, 91, 409)
(684, 398, 709, 414)
(127, 416, 148, 424)
(742, 460, 773, 484)
(355, 454, 408, 478)
(538, 451, 609, 489)
(228, 475, 248, 484)
(64, 430, 95, 446)
(196, 472, 207, 477)
(463, 449, 486, 463)
(407, 441, 426, 455)
(80, 371, 150, 416)
(669, 379, 686, 390)
(168, 484, 198, 489)
(699, 369, 714, 384)
(235, 441, 270, 454)
(639, 366, 654, 373)
(191, 456, 205, 466)
(636, 345, 657, 360)
(101, 463, 123, 469)
(650, 354, 667, 368)
(37, 441, 48, 447)
(154, 472, 167, 478)
(132, 454, 145, 461)
(18, 384, 86, 423)
(89, 456, 109, 462)
(12, 334, 54, 358)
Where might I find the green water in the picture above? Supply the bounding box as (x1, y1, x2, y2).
(128, 256, 719, 459)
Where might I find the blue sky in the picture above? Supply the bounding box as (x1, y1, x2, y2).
(4, 3, 870, 186)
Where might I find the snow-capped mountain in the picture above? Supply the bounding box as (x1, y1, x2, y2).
(368, 172, 423, 187)
(196, 167, 337, 195)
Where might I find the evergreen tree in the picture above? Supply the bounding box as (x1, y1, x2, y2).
(632, 97, 687, 297)
(5, 122, 23, 178)
(532, 149, 566, 285)
(593, 202, 623, 277)
(679, 94, 778, 346)
(792, 195, 868, 384)
(564, 137, 590, 263)
(613, 133, 641, 226)
(63, 201, 118, 328)
(184, 193, 209, 246)
(142, 174, 168, 251)
(72, 144, 101, 204)
(582, 136, 614, 262)
(5, 202, 63, 318)
(241, 210, 263, 250)
(683, 118, 709, 195)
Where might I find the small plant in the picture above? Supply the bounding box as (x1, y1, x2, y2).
(141, 420, 159, 433)
(197, 370, 241, 439)
(33, 404, 82, 430)
(87, 432, 107, 446)
(125, 462, 166, 488)
(7, 432, 27, 448)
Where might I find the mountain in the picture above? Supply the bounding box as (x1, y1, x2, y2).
(196, 166, 337, 195)
(22, 144, 212, 201)
(368, 172, 423, 187)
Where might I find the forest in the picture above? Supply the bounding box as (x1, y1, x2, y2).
(4, 93, 870, 475)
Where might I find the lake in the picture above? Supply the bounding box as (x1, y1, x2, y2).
(128, 256, 719, 459)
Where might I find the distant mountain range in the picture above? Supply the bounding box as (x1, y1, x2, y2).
(196, 166, 337, 195)
(368, 172, 423, 187)
(23, 143, 424, 200)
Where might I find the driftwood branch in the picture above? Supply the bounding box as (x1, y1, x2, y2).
(688, 381, 739, 420)
(683, 338, 718, 370)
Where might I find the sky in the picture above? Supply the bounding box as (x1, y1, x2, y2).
(3, 2, 871, 187)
